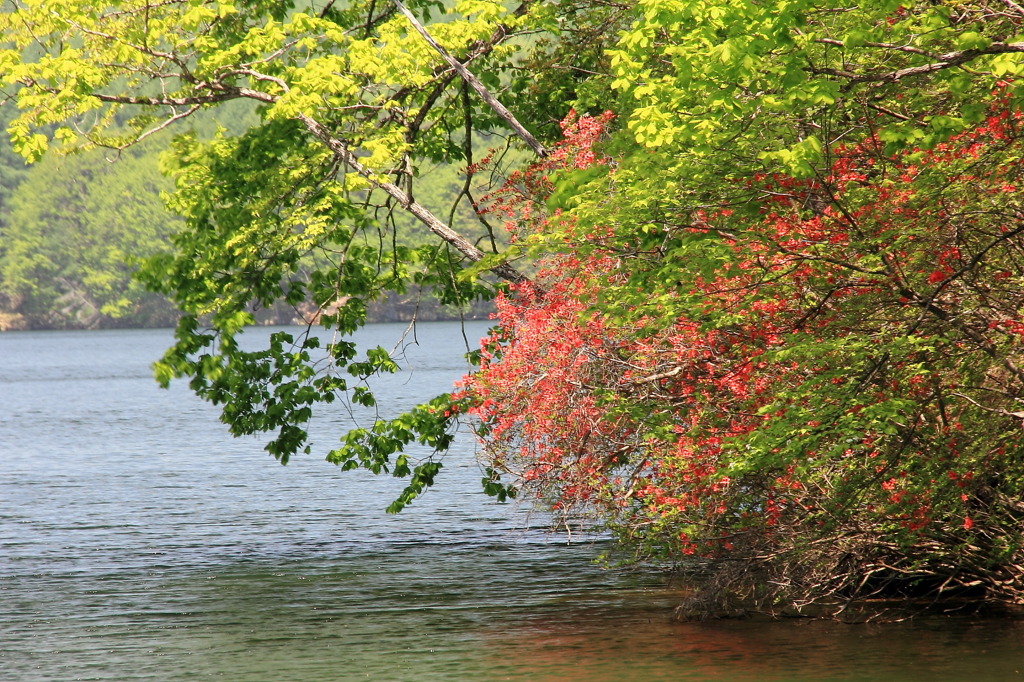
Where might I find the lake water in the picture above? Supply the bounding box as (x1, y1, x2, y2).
(2, 322, 1023, 681)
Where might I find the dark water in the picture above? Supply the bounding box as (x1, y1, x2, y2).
(2, 323, 1023, 681)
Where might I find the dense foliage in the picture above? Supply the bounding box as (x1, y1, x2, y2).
(4, 0, 1024, 615)
(462, 0, 1024, 615)
(469, 108, 1024, 616)
(0, 139, 181, 328)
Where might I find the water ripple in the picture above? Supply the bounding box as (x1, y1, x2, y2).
(2, 324, 1022, 681)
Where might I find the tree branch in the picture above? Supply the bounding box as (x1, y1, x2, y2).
(810, 42, 1024, 82)
(296, 112, 530, 285)
(112, 103, 201, 150)
(92, 92, 225, 106)
(999, 0, 1024, 19)
(391, 0, 547, 157)
(88, 27, 533, 286)
(950, 392, 1024, 419)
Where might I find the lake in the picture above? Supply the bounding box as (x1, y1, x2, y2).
(2, 323, 1023, 680)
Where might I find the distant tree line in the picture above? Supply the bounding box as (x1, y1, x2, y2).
(0, 103, 491, 330)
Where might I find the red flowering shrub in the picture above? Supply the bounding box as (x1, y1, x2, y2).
(463, 107, 1024, 615)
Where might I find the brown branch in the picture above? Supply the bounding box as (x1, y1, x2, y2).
(629, 366, 683, 386)
(999, 0, 1024, 18)
(319, 0, 337, 18)
(111, 102, 201, 150)
(92, 92, 227, 106)
(93, 88, 274, 106)
(814, 37, 936, 58)
(865, 101, 913, 121)
(949, 392, 1024, 419)
(296, 112, 530, 285)
(389, 0, 532, 113)
(810, 42, 1024, 82)
(391, 0, 547, 157)
(405, 73, 457, 145)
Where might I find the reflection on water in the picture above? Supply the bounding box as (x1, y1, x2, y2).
(1, 324, 1022, 681)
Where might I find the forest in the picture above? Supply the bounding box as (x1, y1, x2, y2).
(0, 101, 488, 329)
(3, 0, 1024, 619)
(0, 102, 180, 330)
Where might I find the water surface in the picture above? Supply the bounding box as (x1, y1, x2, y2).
(1, 324, 1022, 680)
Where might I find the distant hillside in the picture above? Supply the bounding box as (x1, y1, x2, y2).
(0, 102, 499, 331)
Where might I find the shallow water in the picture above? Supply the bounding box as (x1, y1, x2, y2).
(1, 323, 1023, 681)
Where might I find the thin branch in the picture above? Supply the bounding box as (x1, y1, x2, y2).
(113, 102, 201, 150)
(391, 0, 547, 157)
(92, 88, 273, 106)
(865, 101, 913, 121)
(999, 0, 1024, 18)
(296, 112, 531, 285)
(810, 42, 1024, 83)
(815, 37, 936, 58)
(950, 392, 1024, 419)
(629, 365, 683, 386)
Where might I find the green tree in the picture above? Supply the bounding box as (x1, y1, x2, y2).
(6, 0, 1023, 615)
(464, 0, 1024, 615)
(1, 139, 180, 328)
(0, 0, 618, 503)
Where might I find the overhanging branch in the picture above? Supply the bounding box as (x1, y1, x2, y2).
(810, 42, 1024, 83)
(88, 35, 532, 286)
(392, 0, 547, 158)
(296, 112, 531, 285)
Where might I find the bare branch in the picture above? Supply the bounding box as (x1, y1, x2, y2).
(811, 42, 1024, 82)
(296, 112, 531, 285)
(391, 0, 547, 158)
(950, 392, 1024, 418)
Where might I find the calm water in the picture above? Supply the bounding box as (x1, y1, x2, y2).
(2, 323, 1023, 681)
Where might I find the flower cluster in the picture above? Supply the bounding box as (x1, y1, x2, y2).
(461, 103, 1024, 607)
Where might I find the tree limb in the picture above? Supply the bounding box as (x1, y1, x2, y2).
(810, 42, 1024, 82)
(391, 0, 547, 157)
(93, 91, 263, 106)
(296, 112, 530, 285)
(87, 20, 534, 286)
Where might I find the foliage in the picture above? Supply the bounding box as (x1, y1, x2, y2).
(469, 109, 1024, 614)
(0, 138, 181, 328)
(5, 0, 1024, 615)
(0, 0, 618, 496)
(464, 0, 1024, 614)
